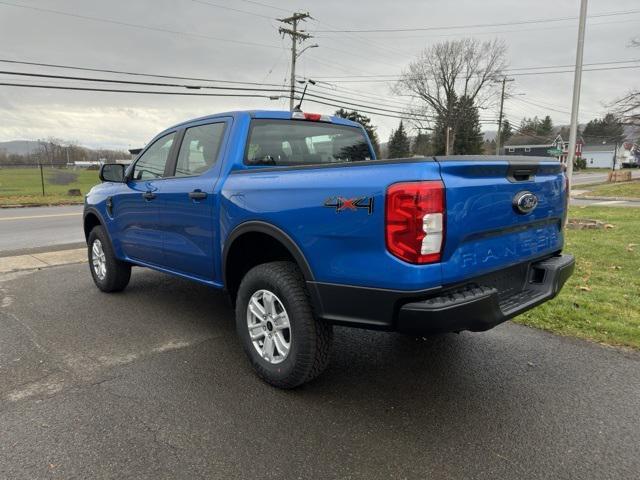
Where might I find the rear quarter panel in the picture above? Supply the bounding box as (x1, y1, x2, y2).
(219, 161, 444, 290)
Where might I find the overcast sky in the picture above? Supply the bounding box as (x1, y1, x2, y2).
(0, 0, 638, 149)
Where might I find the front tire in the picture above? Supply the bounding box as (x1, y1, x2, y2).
(88, 225, 131, 292)
(235, 261, 332, 389)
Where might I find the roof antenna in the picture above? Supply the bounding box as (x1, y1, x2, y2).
(294, 79, 316, 111)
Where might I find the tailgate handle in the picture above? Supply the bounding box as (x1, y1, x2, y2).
(507, 165, 537, 182)
(513, 169, 532, 181)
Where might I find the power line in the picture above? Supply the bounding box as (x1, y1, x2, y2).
(302, 96, 433, 123)
(510, 97, 570, 115)
(517, 93, 600, 117)
(0, 81, 428, 123)
(302, 91, 435, 119)
(0, 68, 437, 118)
(190, 0, 275, 19)
(0, 70, 289, 93)
(308, 64, 640, 83)
(0, 57, 425, 112)
(238, 0, 290, 14)
(310, 83, 419, 110)
(310, 58, 640, 80)
(0, 59, 284, 87)
(308, 8, 640, 33)
(0, 82, 281, 98)
(0, 1, 282, 50)
(311, 16, 640, 41)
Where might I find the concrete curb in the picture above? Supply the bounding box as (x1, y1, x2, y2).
(0, 248, 86, 273)
(0, 202, 83, 209)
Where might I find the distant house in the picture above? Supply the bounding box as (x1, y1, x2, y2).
(581, 142, 639, 169)
(620, 142, 639, 168)
(502, 134, 582, 163)
(582, 144, 616, 169)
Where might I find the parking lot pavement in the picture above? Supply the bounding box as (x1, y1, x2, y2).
(1, 265, 639, 480)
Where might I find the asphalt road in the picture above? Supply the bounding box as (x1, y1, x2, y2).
(1, 264, 638, 479)
(0, 205, 84, 253)
(571, 172, 610, 185)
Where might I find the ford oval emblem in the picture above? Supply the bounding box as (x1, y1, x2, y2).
(513, 191, 538, 214)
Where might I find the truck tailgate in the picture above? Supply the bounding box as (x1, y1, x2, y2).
(436, 156, 566, 285)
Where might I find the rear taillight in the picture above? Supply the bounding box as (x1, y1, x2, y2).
(385, 181, 445, 264)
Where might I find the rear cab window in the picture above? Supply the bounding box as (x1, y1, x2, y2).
(244, 119, 372, 166)
(175, 122, 226, 177)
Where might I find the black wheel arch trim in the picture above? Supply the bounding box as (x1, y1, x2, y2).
(222, 220, 315, 288)
(83, 207, 110, 242)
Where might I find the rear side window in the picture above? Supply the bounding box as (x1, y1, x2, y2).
(245, 120, 372, 166)
(175, 123, 226, 177)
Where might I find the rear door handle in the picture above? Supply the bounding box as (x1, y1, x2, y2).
(188, 190, 207, 200)
(142, 191, 156, 201)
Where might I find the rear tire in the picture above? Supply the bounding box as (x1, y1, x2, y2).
(88, 225, 131, 293)
(235, 261, 332, 389)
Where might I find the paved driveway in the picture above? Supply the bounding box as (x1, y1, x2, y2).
(1, 264, 639, 479)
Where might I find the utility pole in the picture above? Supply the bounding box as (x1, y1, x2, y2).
(278, 12, 313, 111)
(445, 127, 452, 155)
(495, 77, 514, 155)
(566, 0, 588, 196)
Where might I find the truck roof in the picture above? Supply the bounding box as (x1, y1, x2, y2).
(166, 110, 363, 131)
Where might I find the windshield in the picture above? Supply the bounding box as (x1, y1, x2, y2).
(245, 119, 372, 166)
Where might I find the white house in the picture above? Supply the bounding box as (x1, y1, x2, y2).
(582, 144, 615, 168)
(620, 142, 639, 168)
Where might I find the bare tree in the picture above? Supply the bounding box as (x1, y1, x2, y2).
(395, 38, 508, 153)
(611, 92, 640, 127)
(610, 39, 639, 126)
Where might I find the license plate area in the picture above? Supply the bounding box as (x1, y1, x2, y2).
(471, 262, 529, 302)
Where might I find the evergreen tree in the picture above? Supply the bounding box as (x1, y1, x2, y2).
(499, 119, 513, 147)
(453, 96, 483, 154)
(335, 109, 380, 157)
(483, 139, 497, 155)
(520, 116, 540, 136)
(582, 113, 625, 144)
(558, 125, 571, 140)
(431, 114, 447, 155)
(387, 120, 411, 158)
(538, 115, 554, 136)
(412, 131, 432, 156)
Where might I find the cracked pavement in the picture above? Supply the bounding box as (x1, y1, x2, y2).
(1, 263, 639, 479)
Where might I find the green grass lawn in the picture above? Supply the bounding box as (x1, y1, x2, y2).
(576, 167, 616, 173)
(0, 167, 99, 205)
(579, 179, 640, 200)
(516, 206, 640, 349)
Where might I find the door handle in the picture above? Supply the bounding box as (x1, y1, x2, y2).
(142, 191, 156, 201)
(188, 190, 207, 200)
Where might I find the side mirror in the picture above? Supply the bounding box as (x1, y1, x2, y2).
(99, 163, 125, 183)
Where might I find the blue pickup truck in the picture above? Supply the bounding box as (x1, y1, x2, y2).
(84, 109, 574, 388)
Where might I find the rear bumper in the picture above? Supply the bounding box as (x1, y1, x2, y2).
(397, 254, 574, 334)
(308, 254, 574, 335)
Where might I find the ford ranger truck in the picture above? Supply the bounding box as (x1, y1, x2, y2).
(84, 110, 575, 388)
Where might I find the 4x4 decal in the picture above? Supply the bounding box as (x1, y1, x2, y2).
(324, 196, 374, 215)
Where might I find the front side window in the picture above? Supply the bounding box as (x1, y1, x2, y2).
(245, 120, 372, 166)
(132, 132, 175, 180)
(175, 123, 226, 177)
